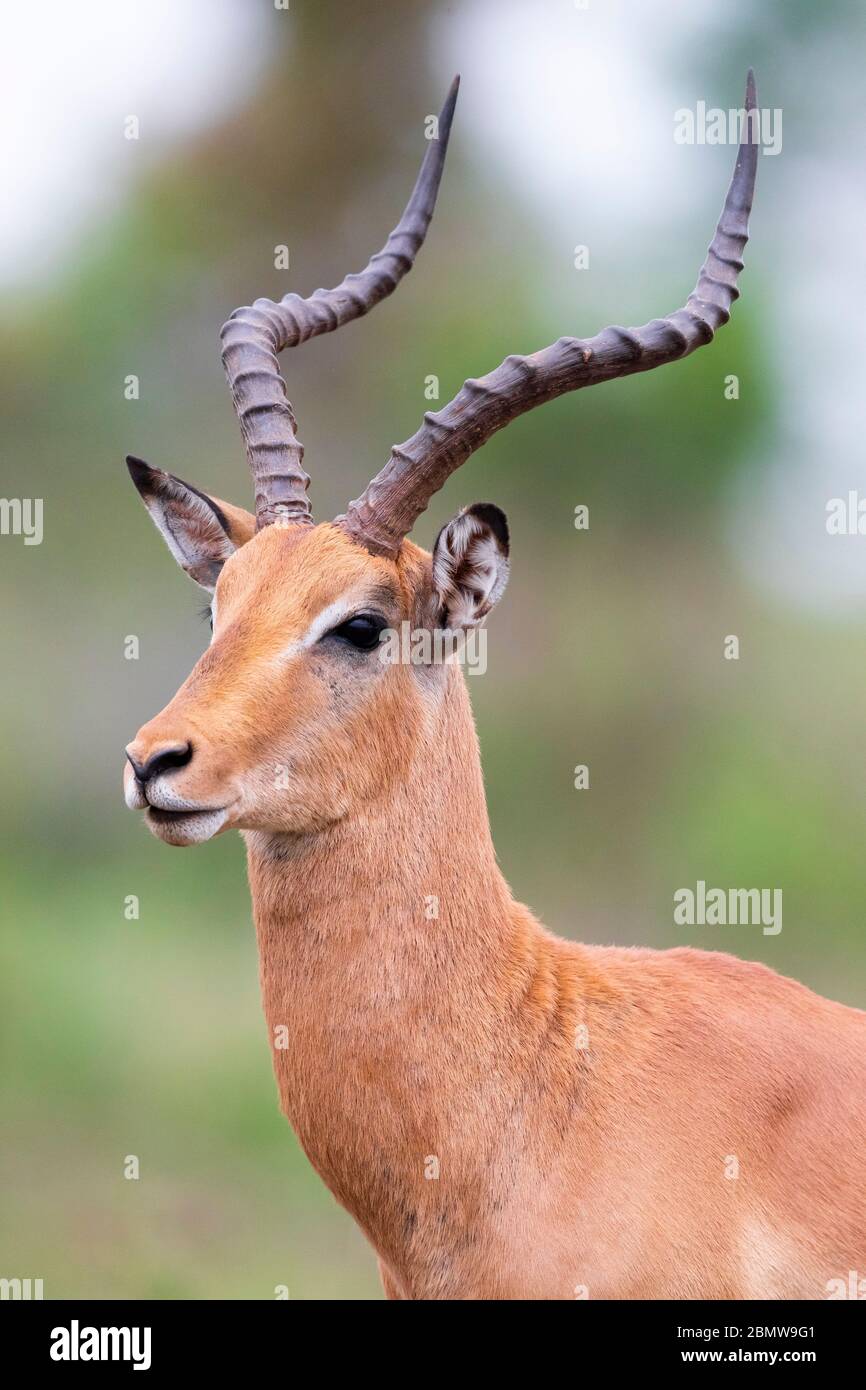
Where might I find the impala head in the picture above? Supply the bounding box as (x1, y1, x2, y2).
(123, 73, 757, 846)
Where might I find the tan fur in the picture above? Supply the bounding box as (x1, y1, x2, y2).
(126, 520, 866, 1300)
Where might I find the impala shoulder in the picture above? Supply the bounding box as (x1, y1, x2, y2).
(581, 943, 866, 1035)
(661, 945, 865, 1012)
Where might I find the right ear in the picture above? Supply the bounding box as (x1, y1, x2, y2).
(126, 456, 255, 591)
(431, 502, 510, 630)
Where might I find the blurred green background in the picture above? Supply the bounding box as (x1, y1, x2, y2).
(2, 0, 865, 1299)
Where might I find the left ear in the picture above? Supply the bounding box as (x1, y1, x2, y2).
(126, 456, 256, 591)
(431, 502, 510, 629)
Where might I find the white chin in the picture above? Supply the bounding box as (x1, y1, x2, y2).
(145, 806, 228, 846)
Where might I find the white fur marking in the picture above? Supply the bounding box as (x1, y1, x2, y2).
(273, 590, 378, 665)
(433, 511, 509, 629)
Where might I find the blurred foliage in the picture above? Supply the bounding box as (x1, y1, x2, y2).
(2, 0, 865, 1299)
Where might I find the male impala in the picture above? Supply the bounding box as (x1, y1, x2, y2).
(123, 75, 866, 1300)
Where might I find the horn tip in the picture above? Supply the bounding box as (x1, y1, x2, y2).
(441, 74, 460, 127)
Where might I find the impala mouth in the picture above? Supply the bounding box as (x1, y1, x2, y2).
(144, 804, 229, 846)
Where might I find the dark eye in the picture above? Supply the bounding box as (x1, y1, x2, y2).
(329, 613, 385, 651)
(199, 604, 213, 632)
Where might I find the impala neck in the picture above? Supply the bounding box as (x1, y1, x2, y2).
(243, 666, 537, 1264)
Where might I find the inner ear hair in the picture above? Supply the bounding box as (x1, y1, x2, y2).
(432, 502, 510, 629)
(126, 456, 241, 589)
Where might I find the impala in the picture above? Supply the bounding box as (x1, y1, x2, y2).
(123, 74, 866, 1300)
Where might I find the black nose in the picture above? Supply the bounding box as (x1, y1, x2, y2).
(127, 741, 193, 784)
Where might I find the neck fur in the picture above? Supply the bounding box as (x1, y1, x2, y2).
(244, 667, 563, 1278)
